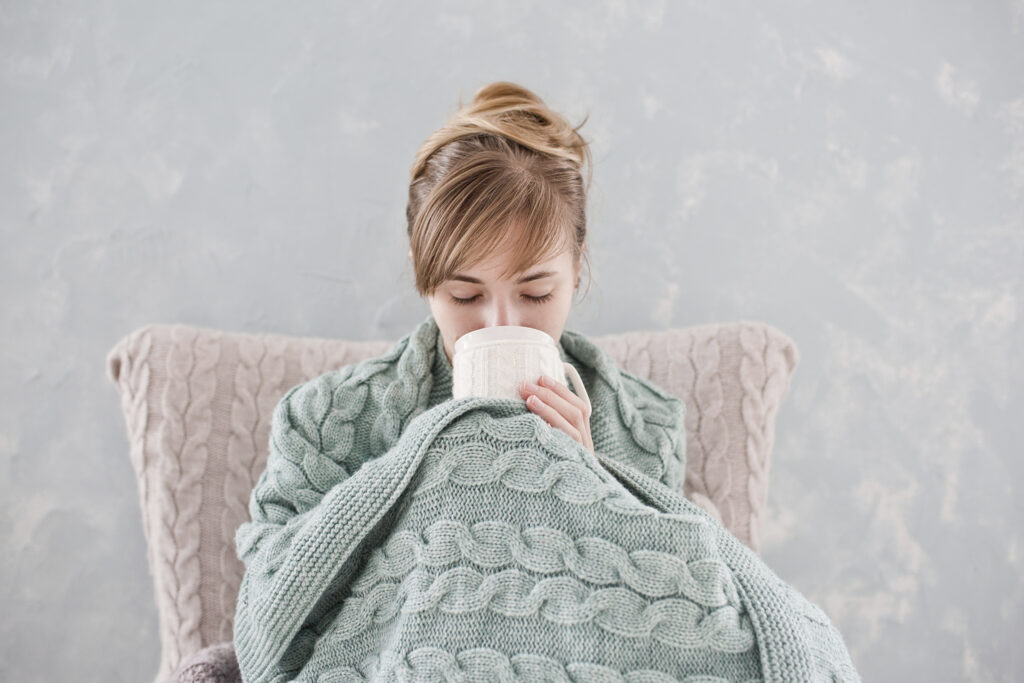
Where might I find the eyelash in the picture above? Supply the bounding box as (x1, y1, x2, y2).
(450, 293, 553, 306)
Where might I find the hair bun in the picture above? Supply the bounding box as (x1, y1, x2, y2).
(449, 81, 591, 174)
(468, 81, 546, 111)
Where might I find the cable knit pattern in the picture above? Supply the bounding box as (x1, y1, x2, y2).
(691, 330, 732, 531)
(354, 519, 736, 603)
(105, 315, 803, 683)
(158, 327, 222, 671)
(320, 646, 763, 683)
(738, 324, 795, 554)
(226, 314, 857, 682)
(217, 335, 289, 642)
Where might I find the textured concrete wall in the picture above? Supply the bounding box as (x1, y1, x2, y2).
(2, 1, 1021, 681)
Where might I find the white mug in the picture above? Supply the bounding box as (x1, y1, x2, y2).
(452, 325, 591, 414)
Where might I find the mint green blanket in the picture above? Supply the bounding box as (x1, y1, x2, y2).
(233, 314, 860, 682)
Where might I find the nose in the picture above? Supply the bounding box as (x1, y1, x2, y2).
(484, 297, 520, 328)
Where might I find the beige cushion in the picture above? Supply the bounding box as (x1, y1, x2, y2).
(105, 320, 799, 683)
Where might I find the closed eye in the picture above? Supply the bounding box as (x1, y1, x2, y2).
(450, 293, 553, 306)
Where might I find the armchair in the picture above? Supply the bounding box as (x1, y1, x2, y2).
(105, 320, 799, 682)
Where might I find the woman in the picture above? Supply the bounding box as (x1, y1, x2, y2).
(232, 81, 861, 682)
(408, 80, 596, 454)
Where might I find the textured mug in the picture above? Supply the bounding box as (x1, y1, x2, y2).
(452, 325, 591, 413)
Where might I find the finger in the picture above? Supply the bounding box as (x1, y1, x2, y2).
(534, 375, 590, 423)
(525, 395, 582, 443)
(520, 381, 578, 425)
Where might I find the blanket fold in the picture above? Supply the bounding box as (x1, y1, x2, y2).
(233, 314, 860, 682)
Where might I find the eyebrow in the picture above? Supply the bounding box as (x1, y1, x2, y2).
(450, 270, 558, 284)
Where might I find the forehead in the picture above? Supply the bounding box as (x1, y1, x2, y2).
(450, 250, 572, 284)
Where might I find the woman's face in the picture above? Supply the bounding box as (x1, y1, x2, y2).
(419, 247, 582, 365)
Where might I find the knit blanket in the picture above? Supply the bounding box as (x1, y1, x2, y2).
(233, 315, 860, 682)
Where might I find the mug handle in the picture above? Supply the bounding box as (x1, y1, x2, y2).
(562, 362, 592, 419)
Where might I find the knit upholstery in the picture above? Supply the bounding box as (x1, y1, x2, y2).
(231, 314, 860, 682)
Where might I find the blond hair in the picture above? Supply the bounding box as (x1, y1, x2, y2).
(406, 81, 593, 299)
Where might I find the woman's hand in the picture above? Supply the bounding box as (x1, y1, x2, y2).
(519, 374, 594, 454)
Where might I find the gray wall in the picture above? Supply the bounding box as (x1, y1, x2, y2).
(2, 1, 1021, 681)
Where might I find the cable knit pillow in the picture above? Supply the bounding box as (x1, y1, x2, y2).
(105, 320, 798, 683)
